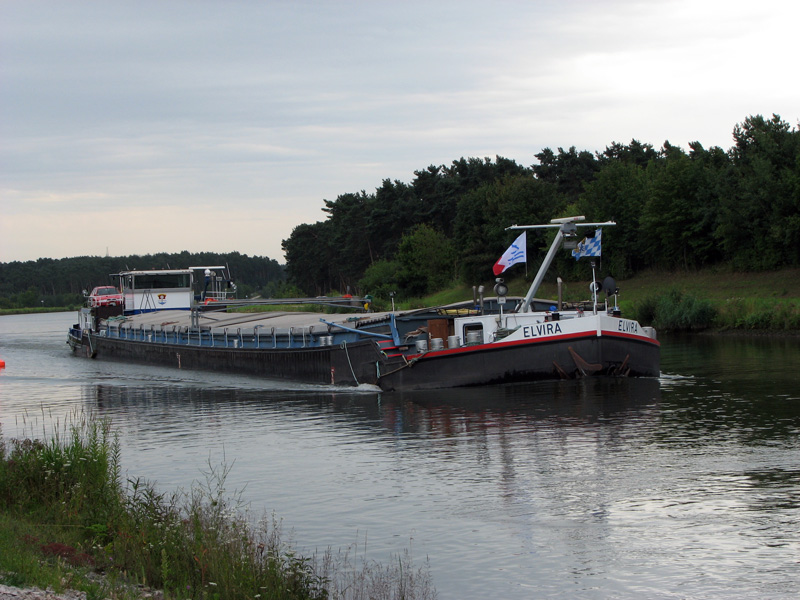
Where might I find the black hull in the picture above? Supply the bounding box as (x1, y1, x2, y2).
(70, 330, 658, 391)
(376, 334, 660, 391)
(73, 335, 382, 387)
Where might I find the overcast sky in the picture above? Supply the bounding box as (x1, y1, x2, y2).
(1, 0, 797, 264)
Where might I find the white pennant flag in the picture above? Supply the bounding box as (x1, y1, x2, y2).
(493, 231, 527, 275)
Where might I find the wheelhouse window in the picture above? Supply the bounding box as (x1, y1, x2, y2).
(131, 273, 191, 289)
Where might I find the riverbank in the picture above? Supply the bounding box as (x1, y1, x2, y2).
(575, 268, 800, 331)
(393, 267, 800, 333)
(4, 268, 798, 332)
(0, 307, 78, 317)
(0, 417, 435, 600)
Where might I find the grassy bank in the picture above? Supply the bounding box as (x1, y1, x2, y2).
(0, 415, 436, 600)
(0, 306, 78, 316)
(388, 267, 800, 333)
(591, 268, 800, 332)
(6, 268, 798, 333)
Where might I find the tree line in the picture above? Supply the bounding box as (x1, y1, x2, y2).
(0, 251, 285, 308)
(3, 113, 798, 308)
(282, 114, 800, 299)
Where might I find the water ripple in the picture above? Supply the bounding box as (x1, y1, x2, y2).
(2, 315, 800, 598)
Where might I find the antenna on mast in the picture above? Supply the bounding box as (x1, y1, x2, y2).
(508, 216, 616, 312)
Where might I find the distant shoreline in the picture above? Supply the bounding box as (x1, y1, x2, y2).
(0, 307, 77, 316)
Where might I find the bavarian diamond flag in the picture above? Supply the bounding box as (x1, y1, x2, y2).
(572, 228, 602, 260)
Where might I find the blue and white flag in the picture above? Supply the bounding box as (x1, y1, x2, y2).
(493, 231, 527, 275)
(572, 229, 602, 260)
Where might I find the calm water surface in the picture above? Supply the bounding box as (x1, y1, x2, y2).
(1, 312, 799, 599)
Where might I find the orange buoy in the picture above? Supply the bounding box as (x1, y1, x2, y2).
(0, 359, 6, 369)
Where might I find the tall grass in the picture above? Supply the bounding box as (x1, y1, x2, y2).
(632, 288, 800, 332)
(0, 414, 122, 529)
(715, 297, 800, 330)
(0, 414, 437, 600)
(632, 289, 717, 331)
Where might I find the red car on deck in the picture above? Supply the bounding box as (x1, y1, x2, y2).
(88, 286, 122, 307)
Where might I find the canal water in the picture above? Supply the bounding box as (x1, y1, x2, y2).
(1, 312, 799, 599)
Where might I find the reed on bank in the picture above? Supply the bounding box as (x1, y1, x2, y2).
(627, 291, 800, 332)
(0, 415, 436, 600)
(389, 268, 800, 333)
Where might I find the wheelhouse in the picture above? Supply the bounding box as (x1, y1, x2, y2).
(119, 269, 194, 314)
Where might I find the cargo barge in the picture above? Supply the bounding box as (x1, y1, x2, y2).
(68, 218, 660, 391)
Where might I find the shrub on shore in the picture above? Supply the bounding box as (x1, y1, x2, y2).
(632, 288, 800, 332)
(715, 297, 800, 330)
(633, 289, 717, 331)
(0, 416, 436, 600)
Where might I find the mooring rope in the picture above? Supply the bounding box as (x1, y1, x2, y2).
(86, 330, 96, 358)
(340, 340, 359, 385)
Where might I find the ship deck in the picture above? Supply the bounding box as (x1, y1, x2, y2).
(106, 309, 399, 335)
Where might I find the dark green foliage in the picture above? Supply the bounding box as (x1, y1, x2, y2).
(359, 259, 402, 300)
(634, 289, 717, 331)
(282, 115, 800, 298)
(321, 191, 375, 289)
(287, 155, 530, 296)
(574, 161, 649, 278)
(716, 298, 800, 330)
(394, 224, 456, 297)
(285, 113, 797, 301)
(716, 114, 800, 269)
(599, 139, 659, 167)
(640, 143, 724, 270)
(412, 156, 528, 238)
(369, 179, 424, 259)
(282, 221, 334, 296)
(0, 251, 285, 306)
(359, 226, 458, 299)
(454, 175, 560, 284)
(632, 295, 658, 326)
(532, 146, 599, 202)
(5, 114, 800, 304)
